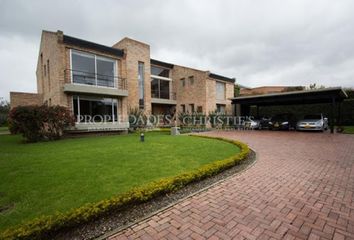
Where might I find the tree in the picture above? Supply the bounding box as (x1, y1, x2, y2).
(8, 105, 75, 142)
(234, 84, 241, 97)
(0, 97, 10, 126)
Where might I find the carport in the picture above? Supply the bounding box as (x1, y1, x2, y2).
(231, 87, 348, 133)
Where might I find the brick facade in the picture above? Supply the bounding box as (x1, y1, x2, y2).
(10, 92, 43, 108)
(240, 86, 304, 96)
(10, 30, 235, 131)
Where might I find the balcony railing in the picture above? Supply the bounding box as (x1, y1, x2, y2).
(64, 69, 127, 90)
(151, 90, 176, 100)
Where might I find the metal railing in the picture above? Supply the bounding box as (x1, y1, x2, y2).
(151, 90, 176, 100)
(64, 69, 127, 90)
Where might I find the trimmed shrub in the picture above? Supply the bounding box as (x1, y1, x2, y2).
(8, 105, 75, 142)
(0, 136, 250, 240)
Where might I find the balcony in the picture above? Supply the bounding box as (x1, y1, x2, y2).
(151, 90, 177, 105)
(63, 69, 128, 97)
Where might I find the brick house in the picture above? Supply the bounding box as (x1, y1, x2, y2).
(10, 30, 235, 131)
(239, 86, 304, 96)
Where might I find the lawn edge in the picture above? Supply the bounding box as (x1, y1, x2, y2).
(0, 135, 249, 240)
(97, 148, 257, 240)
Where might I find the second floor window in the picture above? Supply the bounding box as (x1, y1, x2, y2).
(71, 50, 116, 88)
(151, 66, 169, 78)
(151, 78, 170, 99)
(188, 76, 194, 85)
(180, 78, 185, 87)
(216, 81, 226, 100)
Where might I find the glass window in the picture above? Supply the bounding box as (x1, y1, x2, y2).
(216, 104, 225, 113)
(180, 78, 185, 87)
(188, 76, 194, 85)
(151, 78, 159, 98)
(138, 62, 145, 109)
(151, 66, 169, 78)
(189, 104, 195, 113)
(71, 50, 116, 87)
(216, 81, 226, 100)
(71, 51, 96, 85)
(151, 78, 170, 99)
(96, 57, 115, 87)
(73, 96, 117, 123)
(197, 106, 203, 112)
(160, 80, 170, 99)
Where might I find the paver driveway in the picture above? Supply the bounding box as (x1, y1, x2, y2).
(109, 131, 354, 240)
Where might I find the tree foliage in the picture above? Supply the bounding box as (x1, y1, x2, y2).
(8, 105, 75, 142)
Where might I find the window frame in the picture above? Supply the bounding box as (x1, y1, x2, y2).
(72, 95, 118, 123)
(216, 81, 226, 100)
(70, 49, 118, 89)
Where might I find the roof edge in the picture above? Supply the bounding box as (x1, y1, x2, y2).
(209, 73, 235, 83)
(63, 35, 124, 57)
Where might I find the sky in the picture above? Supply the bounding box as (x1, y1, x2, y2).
(1, 0, 354, 100)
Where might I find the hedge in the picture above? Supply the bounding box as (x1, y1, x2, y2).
(0, 135, 250, 240)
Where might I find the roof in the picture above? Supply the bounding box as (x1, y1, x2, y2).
(209, 73, 235, 83)
(150, 59, 174, 69)
(231, 87, 348, 105)
(63, 35, 124, 57)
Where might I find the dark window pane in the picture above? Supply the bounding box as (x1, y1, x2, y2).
(75, 97, 117, 123)
(72, 52, 95, 85)
(151, 78, 159, 98)
(151, 66, 169, 77)
(97, 58, 115, 87)
(160, 80, 170, 99)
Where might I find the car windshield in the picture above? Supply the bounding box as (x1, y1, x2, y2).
(304, 115, 321, 120)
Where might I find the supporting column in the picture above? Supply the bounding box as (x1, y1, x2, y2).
(330, 97, 335, 134)
(337, 101, 341, 127)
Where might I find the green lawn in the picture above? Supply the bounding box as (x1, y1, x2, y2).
(343, 126, 354, 134)
(0, 132, 240, 231)
(0, 127, 8, 133)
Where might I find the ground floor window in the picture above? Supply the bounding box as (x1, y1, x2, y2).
(73, 96, 118, 123)
(216, 104, 226, 114)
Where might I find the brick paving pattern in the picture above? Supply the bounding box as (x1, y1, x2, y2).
(109, 131, 354, 239)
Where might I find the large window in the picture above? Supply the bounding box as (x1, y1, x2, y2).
(151, 78, 170, 99)
(71, 50, 116, 88)
(73, 96, 118, 123)
(216, 81, 226, 100)
(151, 65, 169, 78)
(138, 62, 145, 109)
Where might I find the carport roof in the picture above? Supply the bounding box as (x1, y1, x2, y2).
(231, 87, 348, 106)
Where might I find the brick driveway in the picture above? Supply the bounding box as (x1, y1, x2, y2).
(109, 131, 354, 240)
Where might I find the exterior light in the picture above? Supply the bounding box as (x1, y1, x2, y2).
(140, 133, 145, 142)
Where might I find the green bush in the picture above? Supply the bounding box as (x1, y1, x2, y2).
(0, 136, 249, 240)
(8, 105, 75, 142)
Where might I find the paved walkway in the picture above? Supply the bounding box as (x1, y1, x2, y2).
(109, 131, 354, 240)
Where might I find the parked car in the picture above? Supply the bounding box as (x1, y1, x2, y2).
(254, 116, 271, 129)
(244, 118, 260, 129)
(296, 114, 328, 131)
(269, 113, 297, 130)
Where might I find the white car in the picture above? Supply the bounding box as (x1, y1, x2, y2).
(296, 114, 328, 131)
(244, 118, 260, 129)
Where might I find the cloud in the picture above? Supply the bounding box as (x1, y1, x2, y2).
(0, 0, 354, 100)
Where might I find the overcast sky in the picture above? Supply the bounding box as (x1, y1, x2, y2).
(1, 0, 354, 100)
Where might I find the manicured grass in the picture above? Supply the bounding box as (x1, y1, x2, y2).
(0, 132, 240, 231)
(343, 126, 354, 134)
(0, 127, 8, 133)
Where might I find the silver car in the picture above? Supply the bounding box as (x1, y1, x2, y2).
(296, 114, 328, 131)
